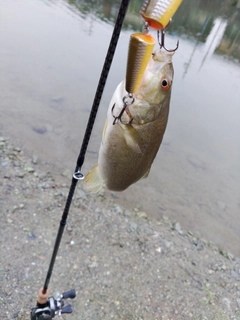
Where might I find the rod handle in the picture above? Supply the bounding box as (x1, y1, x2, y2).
(37, 287, 50, 305)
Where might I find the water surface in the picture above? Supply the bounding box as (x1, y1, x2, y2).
(0, 0, 240, 255)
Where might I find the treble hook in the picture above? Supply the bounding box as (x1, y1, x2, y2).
(111, 94, 134, 125)
(157, 28, 179, 52)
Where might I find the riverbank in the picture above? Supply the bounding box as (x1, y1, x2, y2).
(1, 135, 240, 320)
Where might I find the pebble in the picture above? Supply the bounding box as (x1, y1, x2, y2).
(123, 210, 131, 217)
(28, 232, 36, 240)
(13, 161, 21, 167)
(32, 155, 38, 164)
(231, 269, 239, 280)
(173, 222, 181, 231)
(129, 222, 138, 232)
(24, 166, 35, 173)
(137, 211, 148, 219)
(15, 172, 25, 178)
(114, 205, 123, 215)
(76, 189, 87, 200)
(173, 222, 183, 235)
(208, 269, 214, 275)
(62, 169, 72, 179)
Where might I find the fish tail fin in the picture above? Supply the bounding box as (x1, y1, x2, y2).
(83, 164, 104, 193)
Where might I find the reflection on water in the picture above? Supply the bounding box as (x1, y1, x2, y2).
(0, 0, 239, 255)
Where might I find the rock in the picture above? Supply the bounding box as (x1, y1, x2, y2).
(129, 222, 138, 232)
(32, 155, 38, 164)
(76, 189, 87, 200)
(237, 299, 240, 308)
(15, 171, 25, 178)
(137, 211, 148, 219)
(28, 232, 36, 240)
(62, 169, 72, 179)
(208, 269, 214, 275)
(231, 269, 239, 280)
(124, 210, 131, 217)
(24, 166, 35, 173)
(114, 204, 123, 215)
(173, 222, 183, 234)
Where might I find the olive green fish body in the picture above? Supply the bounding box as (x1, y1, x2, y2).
(84, 49, 174, 192)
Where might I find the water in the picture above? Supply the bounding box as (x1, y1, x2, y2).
(0, 0, 239, 255)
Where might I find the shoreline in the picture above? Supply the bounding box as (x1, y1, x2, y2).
(1, 135, 240, 319)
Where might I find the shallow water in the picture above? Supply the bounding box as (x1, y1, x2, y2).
(0, 0, 240, 255)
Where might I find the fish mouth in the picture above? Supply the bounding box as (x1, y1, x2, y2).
(152, 48, 175, 63)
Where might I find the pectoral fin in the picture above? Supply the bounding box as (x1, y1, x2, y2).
(120, 123, 142, 154)
(102, 119, 108, 144)
(84, 164, 104, 193)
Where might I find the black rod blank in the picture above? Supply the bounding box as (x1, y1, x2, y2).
(42, 0, 130, 293)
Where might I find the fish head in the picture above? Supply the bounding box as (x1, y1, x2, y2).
(128, 48, 174, 124)
(142, 48, 174, 103)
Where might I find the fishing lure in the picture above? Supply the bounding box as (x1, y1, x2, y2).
(125, 32, 155, 94)
(140, 0, 183, 30)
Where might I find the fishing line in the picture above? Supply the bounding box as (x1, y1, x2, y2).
(31, 1, 130, 318)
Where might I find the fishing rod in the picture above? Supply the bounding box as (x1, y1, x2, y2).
(30, 0, 182, 318)
(30, 1, 130, 319)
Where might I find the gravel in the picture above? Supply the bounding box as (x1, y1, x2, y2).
(1, 135, 240, 320)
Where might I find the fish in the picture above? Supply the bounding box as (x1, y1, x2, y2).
(84, 48, 174, 192)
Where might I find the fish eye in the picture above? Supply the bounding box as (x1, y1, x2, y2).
(161, 78, 170, 91)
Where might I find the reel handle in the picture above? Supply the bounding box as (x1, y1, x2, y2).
(61, 305, 73, 314)
(61, 289, 76, 300)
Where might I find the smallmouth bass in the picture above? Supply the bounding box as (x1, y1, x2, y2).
(84, 48, 174, 192)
